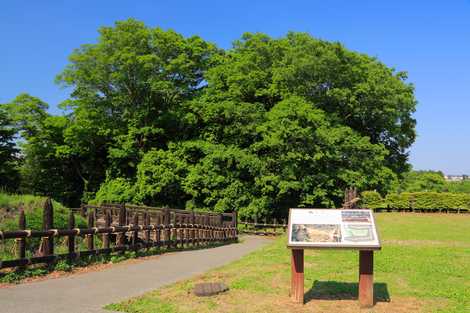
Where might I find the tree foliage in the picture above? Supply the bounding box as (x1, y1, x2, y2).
(0, 106, 20, 190)
(4, 20, 418, 217)
(3, 94, 84, 205)
(57, 19, 218, 180)
(203, 32, 416, 174)
(397, 170, 446, 192)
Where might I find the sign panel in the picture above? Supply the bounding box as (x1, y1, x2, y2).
(287, 209, 381, 249)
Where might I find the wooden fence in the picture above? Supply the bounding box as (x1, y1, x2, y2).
(0, 200, 237, 270)
(239, 217, 287, 236)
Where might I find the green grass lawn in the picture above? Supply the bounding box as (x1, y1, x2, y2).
(106, 213, 470, 313)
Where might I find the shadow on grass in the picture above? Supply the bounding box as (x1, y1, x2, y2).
(305, 280, 390, 304)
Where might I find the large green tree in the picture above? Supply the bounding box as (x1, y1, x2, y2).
(8, 21, 418, 216)
(203, 32, 416, 175)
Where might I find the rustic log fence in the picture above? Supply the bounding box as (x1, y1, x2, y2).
(0, 200, 237, 270)
(239, 217, 287, 236)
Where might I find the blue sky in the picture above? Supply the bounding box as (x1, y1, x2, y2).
(1, 1, 469, 174)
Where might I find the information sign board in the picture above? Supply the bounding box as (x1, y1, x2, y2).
(287, 209, 381, 250)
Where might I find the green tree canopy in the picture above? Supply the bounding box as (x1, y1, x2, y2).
(57, 19, 219, 180)
(398, 170, 446, 192)
(6, 20, 418, 217)
(203, 32, 416, 175)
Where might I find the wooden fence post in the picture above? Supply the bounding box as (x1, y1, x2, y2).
(232, 211, 237, 232)
(205, 215, 209, 244)
(202, 215, 206, 244)
(200, 215, 204, 245)
(43, 197, 54, 256)
(87, 210, 95, 252)
(183, 215, 189, 247)
(118, 204, 126, 247)
(208, 215, 211, 243)
(103, 210, 112, 249)
(156, 214, 161, 249)
(191, 210, 196, 246)
(143, 211, 150, 247)
(17, 209, 26, 261)
(132, 212, 139, 250)
(182, 214, 186, 246)
(203, 215, 206, 244)
(164, 208, 171, 248)
(219, 214, 224, 241)
(201, 217, 205, 245)
(175, 213, 181, 248)
(195, 214, 200, 246)
(68, 211, 75, 261)
(173, 212, 178, 248)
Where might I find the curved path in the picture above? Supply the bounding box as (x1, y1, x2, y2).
(0, 236, 271, 313)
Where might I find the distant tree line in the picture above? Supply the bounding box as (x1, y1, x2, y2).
(362, 170, 470, 210)
(395, 170, 470, 194)
(0, 19, 417, 218)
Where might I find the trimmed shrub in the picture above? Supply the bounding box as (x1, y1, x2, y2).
(361, 190, 470, 211)
(359, 191, 384, 209)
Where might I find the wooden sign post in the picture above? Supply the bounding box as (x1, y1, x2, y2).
(291, 249, 304, 303)
(359, 250, 374, 307)
(287, 209, 381, 308)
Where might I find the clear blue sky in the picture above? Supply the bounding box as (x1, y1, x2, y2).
(1, 1, 469, 174)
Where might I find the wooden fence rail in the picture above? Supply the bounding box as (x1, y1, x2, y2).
(239, 217, 287, 236)
(72, 203, 237, 228)
(0, 200, 237, 270)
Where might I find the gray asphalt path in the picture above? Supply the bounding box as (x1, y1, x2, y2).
(0, 236, 271, 313)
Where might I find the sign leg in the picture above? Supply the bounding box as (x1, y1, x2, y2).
(359, 250, 374, 308)
(291, 249, 304, 304)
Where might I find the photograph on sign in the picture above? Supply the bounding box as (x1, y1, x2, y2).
(291, 224, 341, 243)
(288, 209, 380, 249)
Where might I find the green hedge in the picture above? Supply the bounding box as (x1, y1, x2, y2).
(360, 191, 470, 211)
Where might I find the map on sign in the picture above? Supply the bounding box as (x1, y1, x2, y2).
(287, 209, 381, 249)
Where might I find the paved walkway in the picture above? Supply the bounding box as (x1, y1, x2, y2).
(0, 236, 271, 313)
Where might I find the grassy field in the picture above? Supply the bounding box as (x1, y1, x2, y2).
(106, 213, 470, 313)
